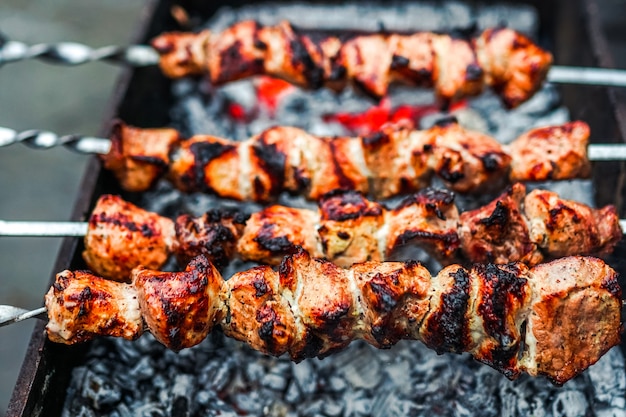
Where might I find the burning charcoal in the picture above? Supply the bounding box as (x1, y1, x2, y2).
(132, 403, 167, 417)
(322, 399, 344, 417)
(262, 372, 289, 391)
(336, 349, 382, 390)
(80, 369, 122, 410)
(342, 391, 373, 417)
(589, 350, 626, 408)
(327, 375, 348, 393)
(168, 374, 196, 417)
(231, 389, 266, 414)
(110, 403, 132, 417)
(198, 356, 235, 392)
(301, 399, 325, 417)
(551, 390, 590, 417)
(127, 356, 155, 381)
(284, 381, 302, 404)
(292, 360, 318, 395)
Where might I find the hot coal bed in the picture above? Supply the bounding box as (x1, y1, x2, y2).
(60, 3, 626, 417)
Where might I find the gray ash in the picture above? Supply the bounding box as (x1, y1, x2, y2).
(63, 2, 626, 417)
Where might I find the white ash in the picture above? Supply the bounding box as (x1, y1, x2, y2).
(62, 2, 626, 417)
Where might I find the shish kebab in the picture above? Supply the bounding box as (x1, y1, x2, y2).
(2, 119, 626, 203)
(3, 21, 626, 106)
(0, 183, 621, 282)
(0, 251, 622, 385)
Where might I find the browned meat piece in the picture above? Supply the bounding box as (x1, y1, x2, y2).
(317, 190, 384, 265)
(45, 270, 143, 344)
(475, 28, 553, 108)
(458, 183, 542, 265)
(520, 256, 622, 384)
(174, 210, 248, 268)
(132, 255, 225, 351)
(385, 188, 460, 261)
(152, 21, 552, 107)
(101, 121, 179, 192)
(83, 195, 176, 282)
(45, 252, 622, 384)
(428, 118, 512, 193)
(105, 119, 593, 202)
(507, 121, 591, 182)
(524, 188, 622, 258)
(360, 121, 433, 198)
(236, 205, 322, 264)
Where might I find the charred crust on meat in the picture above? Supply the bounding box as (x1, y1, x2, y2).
(465, 63, 484, 81)
(256, 305, 281, 354)
(433, 115, 458, 128)
(253, 223, 298, 254)
(390, 54, 410, 69)
(252, 276, 270, 298)
(328, 141, 356, 190)
(479, 201, 509, 227)
(395, 188, 455, 219)
(215, 40, 265, 84)
(546, 204, 581, 231)
(252, 134, 287, 197)
(253, 38, 267, 51)
(189, 141, 236, 191)
(362, 131, 389, 147)
(424, 268, 471, 354)
(294, 167, 311, 191)
(296, 330, 325, 360)
(337, 231, 350, 240)
(89, 212, 157, 238)
(601, 270, 622, 299)
(328, 64, 346, 81)
(288, 26, 324, 89)
(437, 157, 464, 183)
(480, 152, 503, 171)
(393, 230, 460, 254)
(319, 189, 383, 221)
(367, 273, 400, 313)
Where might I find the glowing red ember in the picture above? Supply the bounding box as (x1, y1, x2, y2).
(324, 98, 467, 136)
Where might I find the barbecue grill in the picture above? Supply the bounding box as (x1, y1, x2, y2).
(6, 0, 626, 416)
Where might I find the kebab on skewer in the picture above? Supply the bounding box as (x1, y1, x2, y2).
(8, 118, 585, 203)
(36, 250, 621, 385)
(1, 182, 619, 282)
(102, 118, 593, 203)
(150, 21, 553, 108)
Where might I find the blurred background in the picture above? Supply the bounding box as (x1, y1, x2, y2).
(0, 0, 625, 415)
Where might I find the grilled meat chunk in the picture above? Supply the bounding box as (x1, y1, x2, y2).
(104, 119, 594, 202)
(83, 184, 622, 280)
(458, 183, 542, 265)
(46, 252, 622, 384)
(524, 188, 622, 258)
(83, 195, 176, 282)
(152, 21, 552, 107)
(45, 270, 142, 344)
(507, 121, 591, 182)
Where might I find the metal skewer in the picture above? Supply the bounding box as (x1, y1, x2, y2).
(2, 37, 626, 88)
(1, 219, 625, 237)
(1, 125, 626, 162)
(0, 305, 47, 328)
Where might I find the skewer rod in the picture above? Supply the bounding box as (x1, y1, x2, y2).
(0, 305, 47, 328)
(0, 220, 88, 237)
(1, 219, 625, 237)
(548, 66, 626, 88)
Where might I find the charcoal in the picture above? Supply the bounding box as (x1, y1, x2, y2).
(262, 372, 289, 391)
(292, 360, 318, 395)
(61, 3, 626, 417)
(80, 369, 122, 410)
(284, 380, 302, 404)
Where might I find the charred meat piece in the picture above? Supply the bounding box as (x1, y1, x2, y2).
(152, 20, 552, 107)
(83, 195, 176, 282)
(103, 119, 594, 202)
(46, 252, 622, 385)
(458, 183, 542, 265)
(83, 184, 622, 280)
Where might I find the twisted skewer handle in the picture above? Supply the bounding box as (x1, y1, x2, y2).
(0, 127, 110, 154)
(0, 36, 159, 67)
